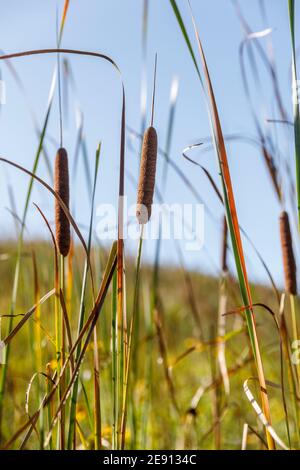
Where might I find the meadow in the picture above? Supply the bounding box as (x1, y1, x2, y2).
(0, 0, 299, 451)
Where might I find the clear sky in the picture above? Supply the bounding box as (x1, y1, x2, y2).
(0, 0, 298, 289)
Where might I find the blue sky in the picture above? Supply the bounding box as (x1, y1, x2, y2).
(0, 0, 298, 289)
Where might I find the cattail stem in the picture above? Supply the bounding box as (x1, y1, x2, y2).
(117, 262, 127, 449)
(120, 225, 144, 449)
(57, 50, 63, 148)
(290, 294, 300, 388)
(150, 54, 157, 127)
(54, 245, 61, 447)
(59, 254, 66, 450)
(111, 272, 118, 450)
(93, 325, 101, 450)
(54, 146, 69, 449)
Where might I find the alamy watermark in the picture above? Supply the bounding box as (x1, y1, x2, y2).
(95, 198, 204, 251)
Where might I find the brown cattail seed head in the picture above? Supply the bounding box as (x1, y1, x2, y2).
(54, 147, 70, 257)
(136, 126, 158, 224)
(279, 211, 297, 295)
(221, 215, 228, 272)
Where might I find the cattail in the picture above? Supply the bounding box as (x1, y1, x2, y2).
(54, 147, 70, 257)
(279, 211, 297, 295)
(136, 126, 158, 224)
(262, 146, 282, 202)
(221, 215, 228, 272)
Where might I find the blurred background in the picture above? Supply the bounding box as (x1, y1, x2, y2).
(0, 0, 297, 286)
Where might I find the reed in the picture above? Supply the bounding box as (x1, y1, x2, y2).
(120, 56, 158, 448)
(136, 126, 158, 224)
(2, 0, 300, 452)
(279, 210, 300, 396)
(0, 2, 70, 434)
(67, 144, 101, 449)
(221, 215, 228, 273)
(288, 0, 300, 229)
(279, 211, 297, 296)
(169, 0, 275, 449)
(54, 148, 70, 258)
(217, 216, 230, 396)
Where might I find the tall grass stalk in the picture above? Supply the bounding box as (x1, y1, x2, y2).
(1, 47, 127, 452)
(59, 254, 66, 449)
(111, 272, 118, 449)
(169, 0, 275, 449)
(123, 55, 157, 449)
(93, 324, 101, 449)
(46, 363, 53, 450)
(32, 251, 44, 449)
(130, 3, 149, 444)
(0, 2, 70, 434)
(290, 295, 300, 386)
(67, 144, 101, 449)
(34, 204, 59, 449)
(288, 0, 300, 229)
(120, 226, 144, 449)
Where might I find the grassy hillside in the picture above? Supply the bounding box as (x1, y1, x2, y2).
(0, 0, 300, 452)
(0, 241, 288, 450)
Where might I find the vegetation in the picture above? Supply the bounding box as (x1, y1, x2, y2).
(0, 0, 299, 450)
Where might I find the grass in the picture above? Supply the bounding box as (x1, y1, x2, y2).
(288, 0, 300, 229)
(0, 240, 291, 449)
(170, 0, 275, 447)
(0, 0, 299, 451)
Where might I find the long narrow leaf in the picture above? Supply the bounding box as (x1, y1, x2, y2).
(170, 0, 275, 449)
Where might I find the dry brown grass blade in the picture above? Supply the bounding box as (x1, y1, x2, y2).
(3, 289, 55, 345)
(43, 242, 118, 447)
(181, 141, 280, 302)
(0, 157, 94, 296)
(0, 46, 127, 313)
(1, 412, 40, 450)
(2, 242, 117, 449)
(182, 142, 223, 203)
